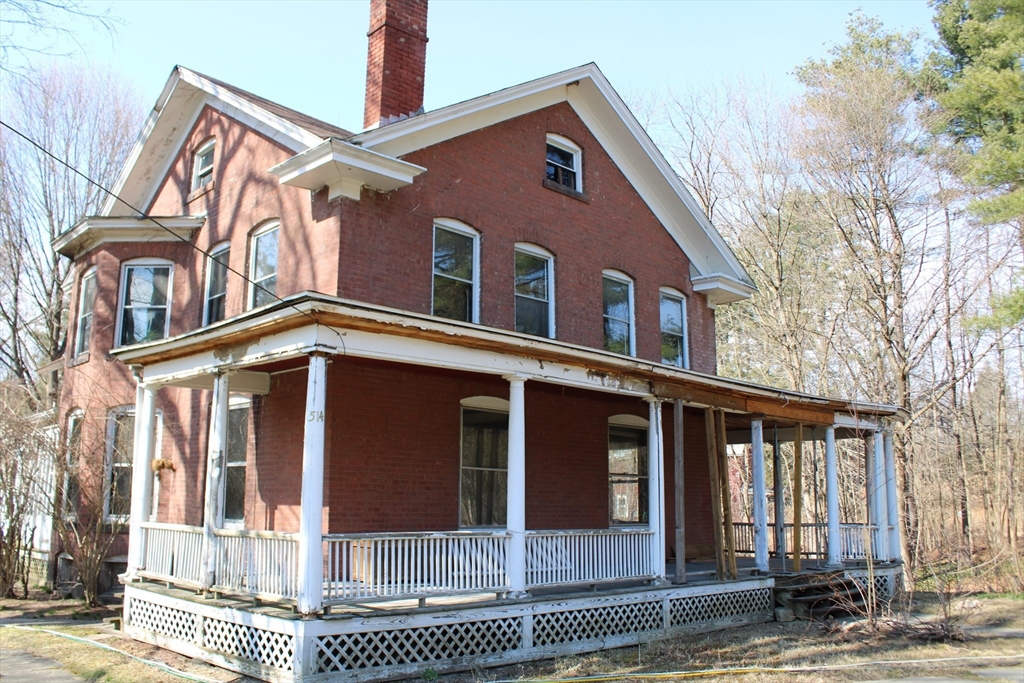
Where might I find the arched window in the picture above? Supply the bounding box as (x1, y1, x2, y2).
(432, 218, 480, 324)
(602, 269, 635, 356)
(74, 267, 97, 357)
(514, 243, 555, 338)
(608, 414, 649, 526)
(459, 396, 509, 527)
(545, 134, 583, 193)
(659, 287, 689, 369)
(204, 242, 231, 325)
(249, 222, 280, 309)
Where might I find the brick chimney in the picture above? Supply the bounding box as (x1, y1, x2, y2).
(363, 0, 428, 130)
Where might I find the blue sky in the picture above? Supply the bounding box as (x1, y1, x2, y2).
(10, 1, 937, 131)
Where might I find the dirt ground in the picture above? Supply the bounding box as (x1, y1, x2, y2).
(0, 592, 1021, 683)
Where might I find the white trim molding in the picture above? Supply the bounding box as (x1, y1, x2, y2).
(53, 216, 205, 260)
(690, 273, 757, 308)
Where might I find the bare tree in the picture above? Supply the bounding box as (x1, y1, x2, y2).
(0, 62, 142, 406)
(0, 0, 118, 74)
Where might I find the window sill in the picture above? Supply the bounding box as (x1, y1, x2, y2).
(66, 352, 90, 368)
(543, 178, 590, 203)
(187, 180, 215, 204)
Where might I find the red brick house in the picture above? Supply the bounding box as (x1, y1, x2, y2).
(53, 1, 904, 679)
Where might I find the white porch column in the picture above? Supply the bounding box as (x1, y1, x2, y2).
(872, 430, 890, 562)
(825, 426, 842, 567)
(298, 354, 327, 615)
(125, 380, 157, 579)
(201, 372, 230, 591)
(646, 398, 666, 580)
(505, 375, 528, 596)
(751, 419, 769, 573)
(884, 430, 901, 563)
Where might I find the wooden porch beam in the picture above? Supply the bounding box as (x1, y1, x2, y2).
(704, 408, 725, 581)
(653, 382, 747, 412)
(792, 421, 803, 572)
(673, 400, 685, 584)
(716, 409, 737, 580)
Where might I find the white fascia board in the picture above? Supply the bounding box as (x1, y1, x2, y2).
(52, 216, 206, 259)
(269, 139, 426, 199)
(691, 273, 757, 306)
(351, 63, 754, 289)
(101, 67, 325, 218)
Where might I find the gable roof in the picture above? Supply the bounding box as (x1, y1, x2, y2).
(96, 63, 754, 300)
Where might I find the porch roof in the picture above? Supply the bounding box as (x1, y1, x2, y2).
(110, 291, 904, 428)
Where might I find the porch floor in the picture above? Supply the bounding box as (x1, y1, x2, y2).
(133, 556, 894, 621)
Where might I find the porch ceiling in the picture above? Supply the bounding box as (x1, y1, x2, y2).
(110, 291, 904, 424)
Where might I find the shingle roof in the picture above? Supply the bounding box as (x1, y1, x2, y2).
(187, 68, 355, 140)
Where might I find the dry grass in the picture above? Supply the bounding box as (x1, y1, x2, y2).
(1, 595, 1021, 683)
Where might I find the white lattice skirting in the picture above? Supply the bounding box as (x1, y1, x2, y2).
(844, 566, 904, 602)
(124, 579, 773, 682)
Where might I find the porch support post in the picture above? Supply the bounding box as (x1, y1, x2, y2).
(201, 372, 230, 591)
(126, 379, 157, 579)
(704, 408, 725, 581)
(646, 398, 666, 581)
(793, 423, 803, 572)
(505, 375, 528, 596)
(673, 400, 686, 584)
(298, 353, 327, 615)
(773, 427, 785, 559)
(751, 418, 769, 573)
(884, 430, 901, 563)
(872, 430, 890, 562)
(825, 426, 842, 567)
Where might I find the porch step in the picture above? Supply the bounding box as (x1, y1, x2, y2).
(774, 574, 877, 620)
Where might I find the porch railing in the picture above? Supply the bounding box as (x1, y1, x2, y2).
(139, 522, 204, 587)
(525, 528, 654, 587)
(322, 531, 510, 604)
(733, 522, 879, 562)
(213, 528, 298, 601)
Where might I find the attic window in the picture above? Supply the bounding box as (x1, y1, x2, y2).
(192, 140, 215, 191)
(545, 134, 581, 193)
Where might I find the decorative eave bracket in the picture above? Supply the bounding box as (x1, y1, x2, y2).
(269, 138, 426, 201)
(691, 273, 756, 308)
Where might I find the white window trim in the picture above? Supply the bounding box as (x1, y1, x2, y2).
(602, 269, 636, 357)
(248, 222, 280, 310)
(114, 258, 174, 349)
(203, 242, 231, 326)
(514, 243, 556, 339)
(432, 218, 481, 324)
(192, 139, 215, 191)
(103, 406, 163, 523)
(458, 404, 508, 530)
(546, 133, 583, 193)
(607, 417, 649, 527)
(659, 286, 690, 370)
(220, 395, 251, 529)
(74, 267, 97, 357)
(63, 410, 84, 520)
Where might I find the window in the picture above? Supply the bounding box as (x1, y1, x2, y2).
(602, 270, 634, 356)
(118, 261, 172, 347)
(204, 243, 230, 325)
(222, 398, 249, 526)
(63, 411, 83, 518)
(460, 407, 508, 527)
(432, 219, 479, 323)
(192, 140, 215, 191)
(545, 134, 582, 192)
(249, 223, 279, 309)
(660, 289, 689, 368)
(514, 244, 554, 338)
(105, 408, 135, 521)
(74, 268, 97, 356)
(608, 417, 649, 525)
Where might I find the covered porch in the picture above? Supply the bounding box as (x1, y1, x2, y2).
(113, 293, 903, 681)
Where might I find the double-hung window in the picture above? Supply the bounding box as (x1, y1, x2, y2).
(192, 140, 215, 191)
(432, 219, 479, 323)
(460, 400, 509, 527)
(249, 223, 279, 309)
(105, 407, 135, 521)
(221, 398, 249, 526)
(74, 268, 97, 356)
(514, 244, 554, 338)
(204, 243, 230, 325)
(659, 288, 689, 368)
(118, 261, 172, 347)
(602, 270, 634, 356)
(63, 411, 83, 518)
(608, 416, 649, 526)
(545, 134, 582, 193)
